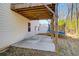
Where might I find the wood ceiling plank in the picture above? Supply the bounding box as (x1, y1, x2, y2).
(11, 3, 55, 20)
(13, 4, 54, 11)
(17, 9, 47, 12)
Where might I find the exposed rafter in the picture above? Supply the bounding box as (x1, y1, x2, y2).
(11, 3, 55, 20)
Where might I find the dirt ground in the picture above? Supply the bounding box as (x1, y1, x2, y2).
(57, 37, 79, 56)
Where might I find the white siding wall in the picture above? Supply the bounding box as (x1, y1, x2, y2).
(0, 4, 49, 49)
(0, 4, 30, 49)
(25, 20, 48, 37)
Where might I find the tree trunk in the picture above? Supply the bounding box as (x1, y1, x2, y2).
(76, 4, 78, 34)
(71, 3, 73, 21)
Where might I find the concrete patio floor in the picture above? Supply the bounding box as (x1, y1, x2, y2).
(0, 35, 55, 56)
(11, 35, 55, 52)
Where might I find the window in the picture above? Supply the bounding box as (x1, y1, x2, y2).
(28, 22, 31, 32)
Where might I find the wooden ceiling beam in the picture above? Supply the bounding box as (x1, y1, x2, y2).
(20, 13, 51, 18)
(15, 9, 48, 13)
(11, 3, 55, 20)
(18, 11, 50, 14)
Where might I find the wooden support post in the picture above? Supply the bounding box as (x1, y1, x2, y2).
(50, 4, 55, 38)
(50, 4, 58, 55)
(46, 3, 59, 55)
(50, 16, 54, 37)
(54, 4, 59, 55)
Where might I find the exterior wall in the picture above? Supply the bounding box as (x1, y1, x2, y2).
(0, 4, 30, 49)
(24, 20, 48, 39)
(28, 20, 48, 34)
(0, 4, 49, 49)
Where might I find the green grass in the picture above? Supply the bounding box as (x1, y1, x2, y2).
(0, 53, 7, 56)
(58, 19, 65, 26)
(58, 19, 79, 34)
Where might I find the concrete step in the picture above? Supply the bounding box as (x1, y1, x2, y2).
(3, 46, 56, 56)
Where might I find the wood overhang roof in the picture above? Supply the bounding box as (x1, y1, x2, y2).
(11, 3, 55, 20)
